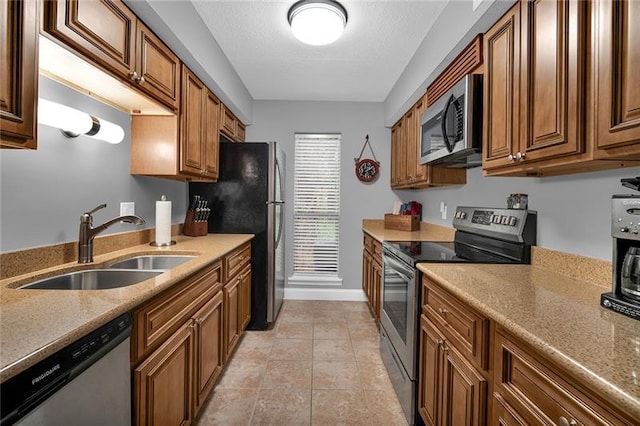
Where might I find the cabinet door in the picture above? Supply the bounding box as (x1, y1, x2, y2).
(239, 264, 252, 331)
(1, 0, 38, 148)
(134, 321, 194, 426)
(483, 2, 521, 170)
(413, 96, 429, 184)
(180, 66, 205, 177)
(221, 104, 236, 139)
(404, 108, 416, 183)
(595, 0, 640, 153)
(203, 90, 221, 179)
(135, 20, 180, 110)
(236, 122, 246, 142)
(371, 258, 382, 322)
(193, 290, 224, 413)
(390, 121, 401, 187)
(43, 0, 135, 79)
(519, 0, 587, 162)
(224, 275, 241, 359)
(493, 393, 527, 426)
(418, 315, 444, 426)
(440, 340, 488, 426)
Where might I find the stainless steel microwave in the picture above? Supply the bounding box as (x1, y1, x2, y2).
(419, 74, 483, 168)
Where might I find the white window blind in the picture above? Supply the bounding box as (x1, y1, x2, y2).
(291, 134, 341, 283)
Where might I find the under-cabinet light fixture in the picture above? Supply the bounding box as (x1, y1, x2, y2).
(288, 0, 348, 46)
(38, 99, 125, 144)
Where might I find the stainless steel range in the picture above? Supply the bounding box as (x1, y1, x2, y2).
(380, 206, 537, 425)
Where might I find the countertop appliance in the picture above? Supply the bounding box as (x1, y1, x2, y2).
(601, 194, 640, 320)
(190, 141, 285, 330)
(380, 206, 537, 425)
(0, 313, 132, 425)
(419, 74, 483, 168)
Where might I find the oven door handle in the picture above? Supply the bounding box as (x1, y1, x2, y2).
(383, 251, 415, 280)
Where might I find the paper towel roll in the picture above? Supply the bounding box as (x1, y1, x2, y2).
(155, 196, 172, 244)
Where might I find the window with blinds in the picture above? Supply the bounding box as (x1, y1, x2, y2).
(291, 134, 341, 285)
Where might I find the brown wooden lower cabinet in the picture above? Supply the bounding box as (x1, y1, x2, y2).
(494, 329, 632, 425)
(134, 321, 194, 426)
(224, 271, 241, 360)
(492, 392, 527, 425)
(361, 233, 382, 322)
(418, 314, 487, 425)
(193, 290, 224, 413)
(132, 246, 252, 425)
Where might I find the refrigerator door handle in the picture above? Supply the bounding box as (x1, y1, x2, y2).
(266, 201, 285, 205)
(275, 204, 284, 249)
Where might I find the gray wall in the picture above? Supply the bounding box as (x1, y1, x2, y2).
(396, 166, 640, 261)
(0, 76, 187, 252)
(247, 100, 396, 290)
(384, 0, 515, 125)
(248, 99, 640, 294)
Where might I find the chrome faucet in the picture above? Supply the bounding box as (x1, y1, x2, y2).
(78, 203, 145, 263)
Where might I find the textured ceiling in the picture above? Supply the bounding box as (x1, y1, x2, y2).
(191, 0, 448, 102)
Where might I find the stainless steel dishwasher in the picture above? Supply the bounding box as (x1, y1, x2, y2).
(1, 313, 132, 425)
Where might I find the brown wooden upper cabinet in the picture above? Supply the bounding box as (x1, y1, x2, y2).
(131, 65, 220, 181)
(220, 104, 246, 142)
(593, 0, 640, 159)
(1, 0, 39, 149)
(483, 0, 640, 176)
(42, 0, 180, 111)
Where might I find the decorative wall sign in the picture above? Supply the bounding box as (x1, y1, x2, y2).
(354, 135, 380, 183)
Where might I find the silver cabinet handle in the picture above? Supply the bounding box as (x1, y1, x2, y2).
(558, 416, 577, 426)
(438, 307, 447, 315)
(129, 71, 138, 80)
(508, 154, 515, 162)
(138, 76, 145, 84)
(516, 152, 525, 160)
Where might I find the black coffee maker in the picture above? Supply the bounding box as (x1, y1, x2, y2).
(601, 182, 640, 320)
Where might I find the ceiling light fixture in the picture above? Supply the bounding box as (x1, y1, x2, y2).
(287, 0, 348, 46)
(38, 99, 125, 144)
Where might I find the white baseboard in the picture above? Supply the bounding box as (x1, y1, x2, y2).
(284, 287, 367, 301)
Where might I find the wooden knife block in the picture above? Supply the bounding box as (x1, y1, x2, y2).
(182, 209, 208, 237)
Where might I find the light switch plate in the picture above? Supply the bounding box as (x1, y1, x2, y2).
(441, 204, 447, 220)
(120, 202, 135, 216)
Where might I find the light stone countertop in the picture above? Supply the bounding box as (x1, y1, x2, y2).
(0, 234, 253, 383)
(418, 262, 640, 421)
(362, 219, 455, 242)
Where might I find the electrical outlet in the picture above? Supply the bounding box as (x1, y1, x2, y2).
(120, 202, 135, 216)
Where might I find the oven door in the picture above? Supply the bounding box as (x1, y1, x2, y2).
(380, 248, 420, 379)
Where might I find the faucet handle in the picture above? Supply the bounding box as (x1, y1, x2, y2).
(81, 204, 107, 223)
(85, 203, 107, 216)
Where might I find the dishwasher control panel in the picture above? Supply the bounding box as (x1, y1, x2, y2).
(0, 313, 131, 425)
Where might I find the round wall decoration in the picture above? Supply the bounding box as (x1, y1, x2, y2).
(354, 135, 380, 183)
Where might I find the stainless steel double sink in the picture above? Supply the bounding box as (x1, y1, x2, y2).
(20, 255, 196, 290)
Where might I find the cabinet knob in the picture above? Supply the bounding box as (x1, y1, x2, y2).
(438, 307, 447, 315)
(129, 71, 138, 81)
(195, 318, 204, 325)
(516, 152, 525, 161)
(507, 154, 515, 162)
(558, 417, 577, 426)
(435, 339, 444, 347)
(441, 342, 449, 352)
(137, 76, 145, 84)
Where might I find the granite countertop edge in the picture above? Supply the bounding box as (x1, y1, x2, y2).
(0, 234, 253, 383)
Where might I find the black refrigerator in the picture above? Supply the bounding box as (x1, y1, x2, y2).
(189, 141, 285, 330)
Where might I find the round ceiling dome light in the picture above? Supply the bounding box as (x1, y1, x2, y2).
(287, 0, 348, 46)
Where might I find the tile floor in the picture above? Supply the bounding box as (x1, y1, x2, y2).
(194, 300, 408, 425)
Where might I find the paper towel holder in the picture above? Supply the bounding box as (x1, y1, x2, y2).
(151, 195, 177, 246)
(150, 240, 176, 247)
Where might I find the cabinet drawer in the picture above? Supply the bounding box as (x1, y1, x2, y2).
(223, 243, 251, 282)
(494, 329, 627, 425)
(363, 233, 374, 253)
(422, 276, 489, 370)
(372, 240, 383, 261)
(132, 261, 222, 362)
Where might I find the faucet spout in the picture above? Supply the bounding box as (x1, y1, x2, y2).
(78, 205, 145, 263)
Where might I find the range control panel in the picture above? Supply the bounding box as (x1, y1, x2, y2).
(452, 206, 537, 244)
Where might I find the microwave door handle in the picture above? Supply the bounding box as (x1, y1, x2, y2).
(441, 95, 456, 153)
